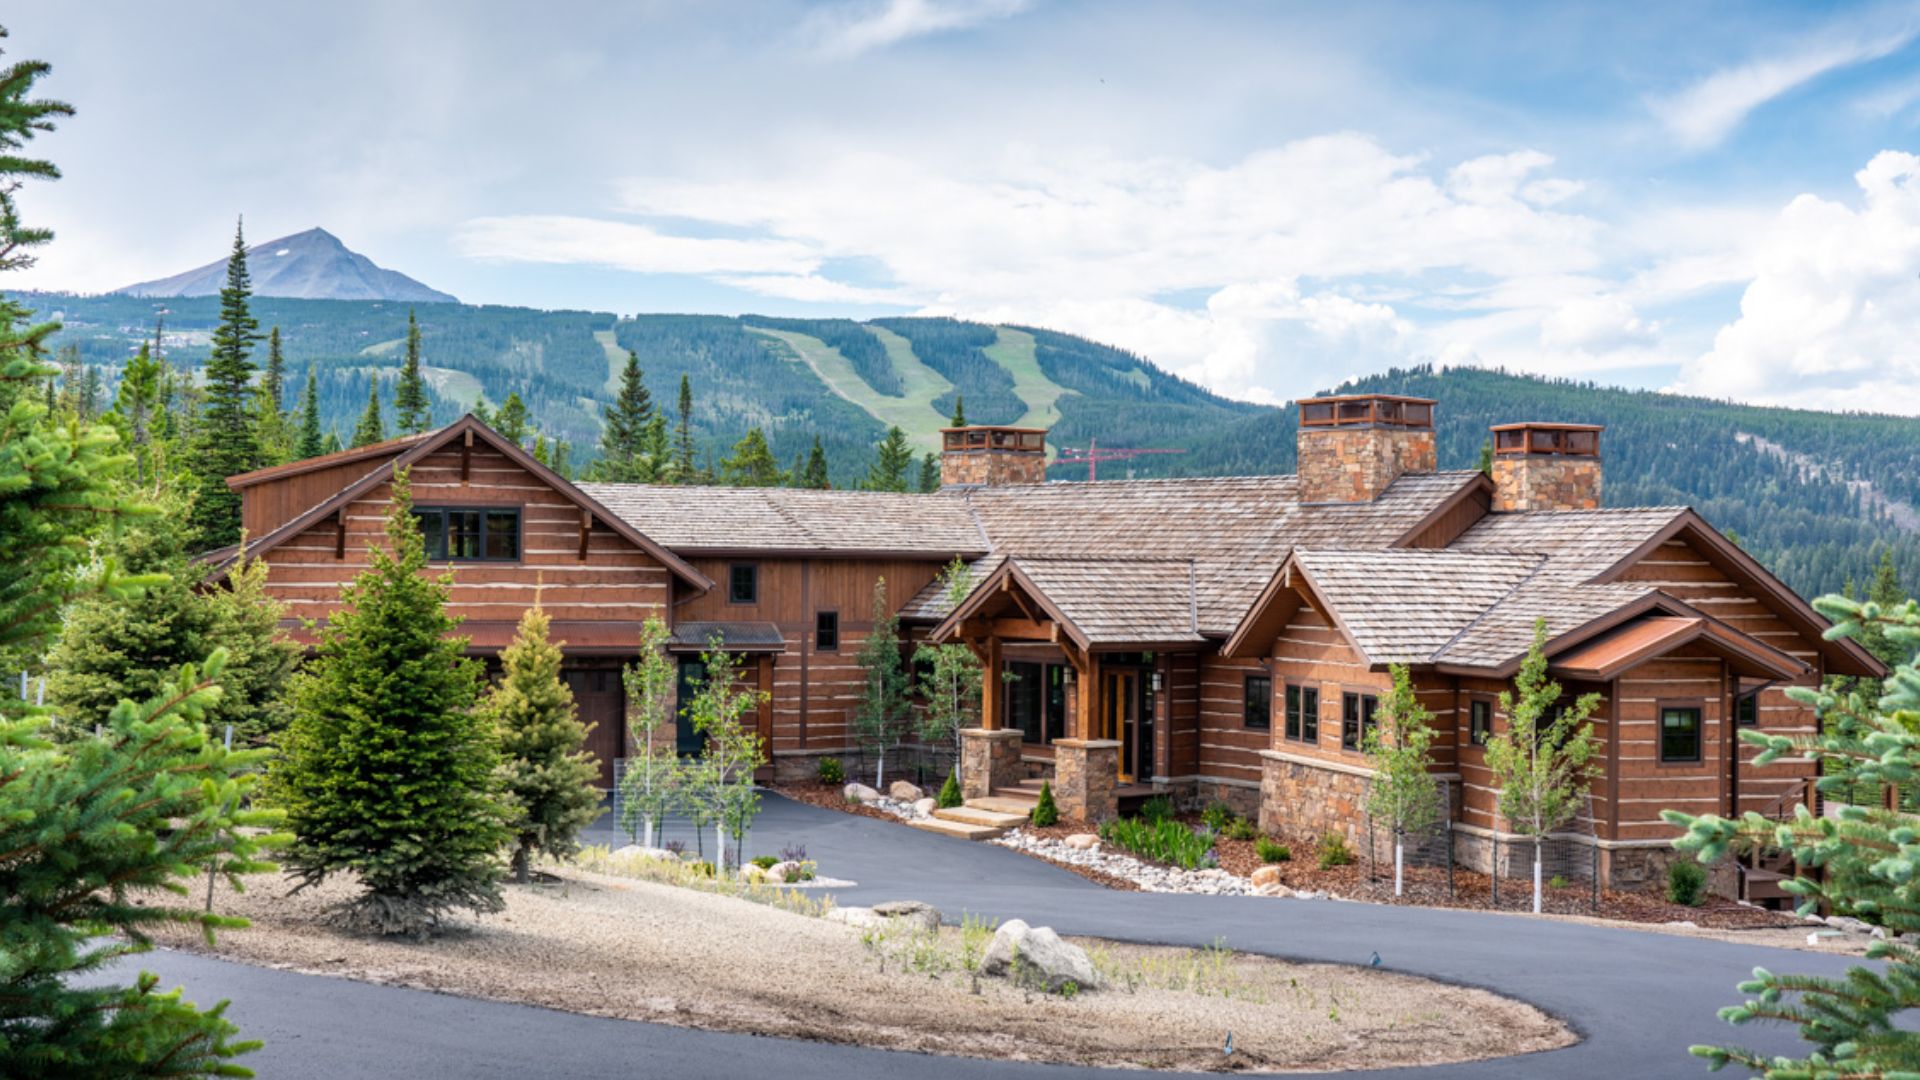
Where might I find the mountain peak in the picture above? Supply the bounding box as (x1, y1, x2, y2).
(115, 227, 456, 304)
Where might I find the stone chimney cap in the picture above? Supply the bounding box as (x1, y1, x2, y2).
(1297, 394, 1435, 430)
(1492, 422, 1602, 458)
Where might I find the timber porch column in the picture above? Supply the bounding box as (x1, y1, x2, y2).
(1054, 646, 1119, 823)
(958, 634, 1020, 800)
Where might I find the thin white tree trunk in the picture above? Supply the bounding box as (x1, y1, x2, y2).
(876, 748, 886, 791)
(715, 823, 727, 877)
(642, 819, 654, 849)
(1394, 838, 1405, 897)
(1532, 848, 1543, 914)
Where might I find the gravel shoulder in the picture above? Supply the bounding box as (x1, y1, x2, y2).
(152, 866, 1573, 1073)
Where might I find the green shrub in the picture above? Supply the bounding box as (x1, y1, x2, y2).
(1666, 859, 1707, 907)
(1201, 800, 1236, 832)
(1099, 817, 1216, 870)
(1548, 874, 1571, 890)
(1138, 795, 1176, 823)
(1256, 837, 1292, 863)
(751, 855, 778, 870)
(937, 769, 963, 809)
(1030, 781, 1059, 827)
(817, 757, 844, 785)
(1225, 817, 1257, 841)
(1316, 833, 1354, 869)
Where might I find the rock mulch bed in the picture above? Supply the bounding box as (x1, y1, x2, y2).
(996, 829, 1251, 896)
(153, 867, 1573, 1073)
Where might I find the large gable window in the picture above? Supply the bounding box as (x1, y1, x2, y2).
(413, 506, 519, 562)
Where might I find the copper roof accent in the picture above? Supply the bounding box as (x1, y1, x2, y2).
(1550, 616, 1807, 681)
(225, 430, 437, 490)
(668, 621, 788, 652)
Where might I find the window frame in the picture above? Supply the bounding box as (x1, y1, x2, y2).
(411, 505, 522, 563)
(1468, 696, 1494, 747)
(814, 610, 839, 653)
(1342, 690, 1379, 752)
(1658, 702, 1704, 764)
(1284, 682, 1320, 744)
(1734, 691, 1759, 727)
(728, 563, 759, 605)
(1244, 674, 1272, 731)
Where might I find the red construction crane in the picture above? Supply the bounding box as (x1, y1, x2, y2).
(1052, 438, 1187, 482)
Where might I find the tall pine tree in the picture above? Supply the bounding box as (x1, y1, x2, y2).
(673, 374, 697, 483)
(591, 349, 653, 481)
(350, 374, 384, 448)
(185, 217, 263, 550)
(294, 365, 325, 459)
(863, 425, 914, 492)
(720, 427, 785, 487)
(270, 468, 509, 935)
(918, 451, 940, 492)
(393, 308, 430, 435)
(493, 391, 529, 445)
(797, 435, 831, 490)
(483, 606, 602, 883)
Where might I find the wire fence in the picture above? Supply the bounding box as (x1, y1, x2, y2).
(1365, 782, 1600, 911)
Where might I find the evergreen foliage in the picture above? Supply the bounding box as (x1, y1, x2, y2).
(796, 436, 830, 489)
(913, 561, 983, 783)
(294, 366, 324, 459)
(250, 326, 291, 465)
(917, 451, 940, 492)
(269, 469, 509, 935)
(185, 219, 263, 550)
(111, 342, 163, 483)
(720, 426, 785, 487)
(1665, 592, 1920, 1076)
(1031, 781, 1059, 827)
(673, 374, 696, 482)
(493, 390, 529, 445)
(852, 577, 911, 787)
(950, 394, 965, 426)
(483, 606, 602, 883)
(349, 374, 384, 448)
(392, 308, 430, 435)
(937, 769, 963, 809)
(1483, 621, 1603, 914)
(863, 425, 914, 492)
(591, 349, 654, 482)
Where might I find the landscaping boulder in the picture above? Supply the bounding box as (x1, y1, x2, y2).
(767, 860, 808, 884)
(888, 780, 924, 802)
(827, 906, 885, 930)
(1063, 833, 1100, 851)
(980, 919, 1103, 992)
(844, 782, 881, 803)
(912, 797, 937, 817)
(1250, 865, 1283, 889)
(829, 901, 942, 934)
(612, 844, 679, 862)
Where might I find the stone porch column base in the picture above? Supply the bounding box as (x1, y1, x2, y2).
(1053, 738, 1120, 823)
(959, 728, 1024, 800)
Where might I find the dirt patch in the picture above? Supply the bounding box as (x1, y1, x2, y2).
(154, 867, 1572, 1073)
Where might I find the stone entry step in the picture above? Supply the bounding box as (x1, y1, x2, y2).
(936, 805, 1029, 829)
(907, 816, 1008, 841)
(967, 795, 1039, 816)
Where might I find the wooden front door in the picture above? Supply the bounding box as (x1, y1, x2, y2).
(564, 666, 624, 791)
(1103, 668, 1147, 783)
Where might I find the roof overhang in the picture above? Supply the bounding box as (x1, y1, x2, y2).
(1427, 592, 1697, 679)
(204, 414, 714, 593)
(224, 431, 435, 490)
(930, 558, 1093, 652)
(1220, 552, 1375, 665)
(667, 621, 787, 653)
(1547, 615, 1809, 682)
(1593, 509, 1884, 679)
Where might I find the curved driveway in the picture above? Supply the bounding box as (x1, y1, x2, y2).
(133, 794, 1848, 1078)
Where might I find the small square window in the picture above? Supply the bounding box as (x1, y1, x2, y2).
(1661, 706, 1702, 762)
(1469, 699, 1492, 746)
(1735, 693, 1759, 727)
(1244, 675, 1272, 730)
(815, 611, 839, 652)
(729, 564, 758, 605)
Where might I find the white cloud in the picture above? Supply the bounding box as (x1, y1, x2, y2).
(800, 0, 1032, 59)
(1676, 150, 1920, 410)
(1650, 22, 1915, 149)
(463, 136, 1630, 400)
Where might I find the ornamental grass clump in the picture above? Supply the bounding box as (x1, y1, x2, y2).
(1665, 591, 1920, 1077)
(1099, 817, 1216, 870)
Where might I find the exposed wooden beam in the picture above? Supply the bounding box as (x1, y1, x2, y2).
(461, 429, 473, 484)
(333, 507, 347, 559)
(578, 510, 593, 561)
(981, 636, 1003, 730)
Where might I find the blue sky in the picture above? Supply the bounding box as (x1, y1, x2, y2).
(13, 1, 1920, 409)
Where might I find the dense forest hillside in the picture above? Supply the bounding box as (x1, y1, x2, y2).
(25, 290, 1918, 598)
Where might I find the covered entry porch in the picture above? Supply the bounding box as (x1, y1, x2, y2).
(933, 557, 1207, 822)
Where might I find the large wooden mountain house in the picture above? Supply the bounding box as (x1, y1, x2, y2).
(216, 394, 1882, 895)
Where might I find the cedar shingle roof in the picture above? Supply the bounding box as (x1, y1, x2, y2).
(1291, 549, 1546, 663)
(1010, 557, 1205, 646)
(576, 484, 985, 557)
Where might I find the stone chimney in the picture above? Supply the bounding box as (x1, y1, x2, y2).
(1490, 422, 1603, 512)
(1295, 394, 1437, 503)
(940, 425, 1047, 488)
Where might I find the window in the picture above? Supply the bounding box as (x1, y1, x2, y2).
(1342, 692, 1378, 751)
(1469, 699, 1493, 746)
(411, 506, 519, 561)
(728, 563, 758, 604)
(814, 611, 839, 652)
(1007, 661, 1044, 742)
(1244, 675, 1272, 730)
(1285, 684, 1319, 743)
(1735, 693, 1759, 727)
(1661, 706, 1702, 762)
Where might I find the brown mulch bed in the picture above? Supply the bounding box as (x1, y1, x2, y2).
(770, 783, 1787, 929)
